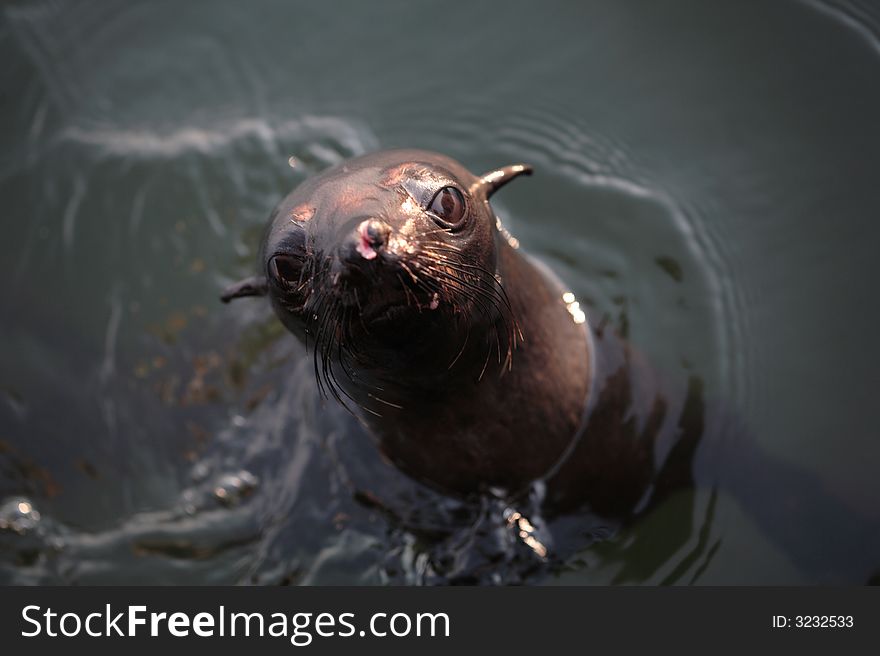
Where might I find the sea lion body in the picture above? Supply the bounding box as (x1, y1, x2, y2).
(223, 150, 671, 517)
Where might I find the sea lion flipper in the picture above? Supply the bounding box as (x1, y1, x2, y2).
(475, 163, 533, 198)
(220, 276, 268, 303)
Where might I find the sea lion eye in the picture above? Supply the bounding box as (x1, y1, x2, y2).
(427, 186, 466, 228)
(268, 254, 303, 290)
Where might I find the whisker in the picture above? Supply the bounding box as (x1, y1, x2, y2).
(367, 393, 404, 409)
(413, 254, 519, 373)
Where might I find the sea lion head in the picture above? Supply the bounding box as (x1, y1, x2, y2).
(222, 149, 531, 404)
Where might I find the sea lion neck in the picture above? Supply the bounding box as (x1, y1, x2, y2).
(362, 237, 593, 496)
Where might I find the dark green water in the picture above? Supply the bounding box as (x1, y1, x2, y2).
(1, 0, 879, 584)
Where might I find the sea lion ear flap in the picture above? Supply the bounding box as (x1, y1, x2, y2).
(473, 164, 533, 199)
(220, 276, 269, 303)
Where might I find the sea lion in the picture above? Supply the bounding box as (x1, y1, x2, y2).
(222, 149, 681, 517)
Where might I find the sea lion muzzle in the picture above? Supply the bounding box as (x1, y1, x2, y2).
(354, 219, 392, 260)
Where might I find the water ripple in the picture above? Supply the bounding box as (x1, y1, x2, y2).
(61, 116, 378, 161)
(801, 0, 880, 57)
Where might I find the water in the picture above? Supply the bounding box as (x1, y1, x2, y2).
(2, 0, 879, 584)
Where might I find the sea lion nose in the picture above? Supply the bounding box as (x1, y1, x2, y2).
(354, 219, 392, 261)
